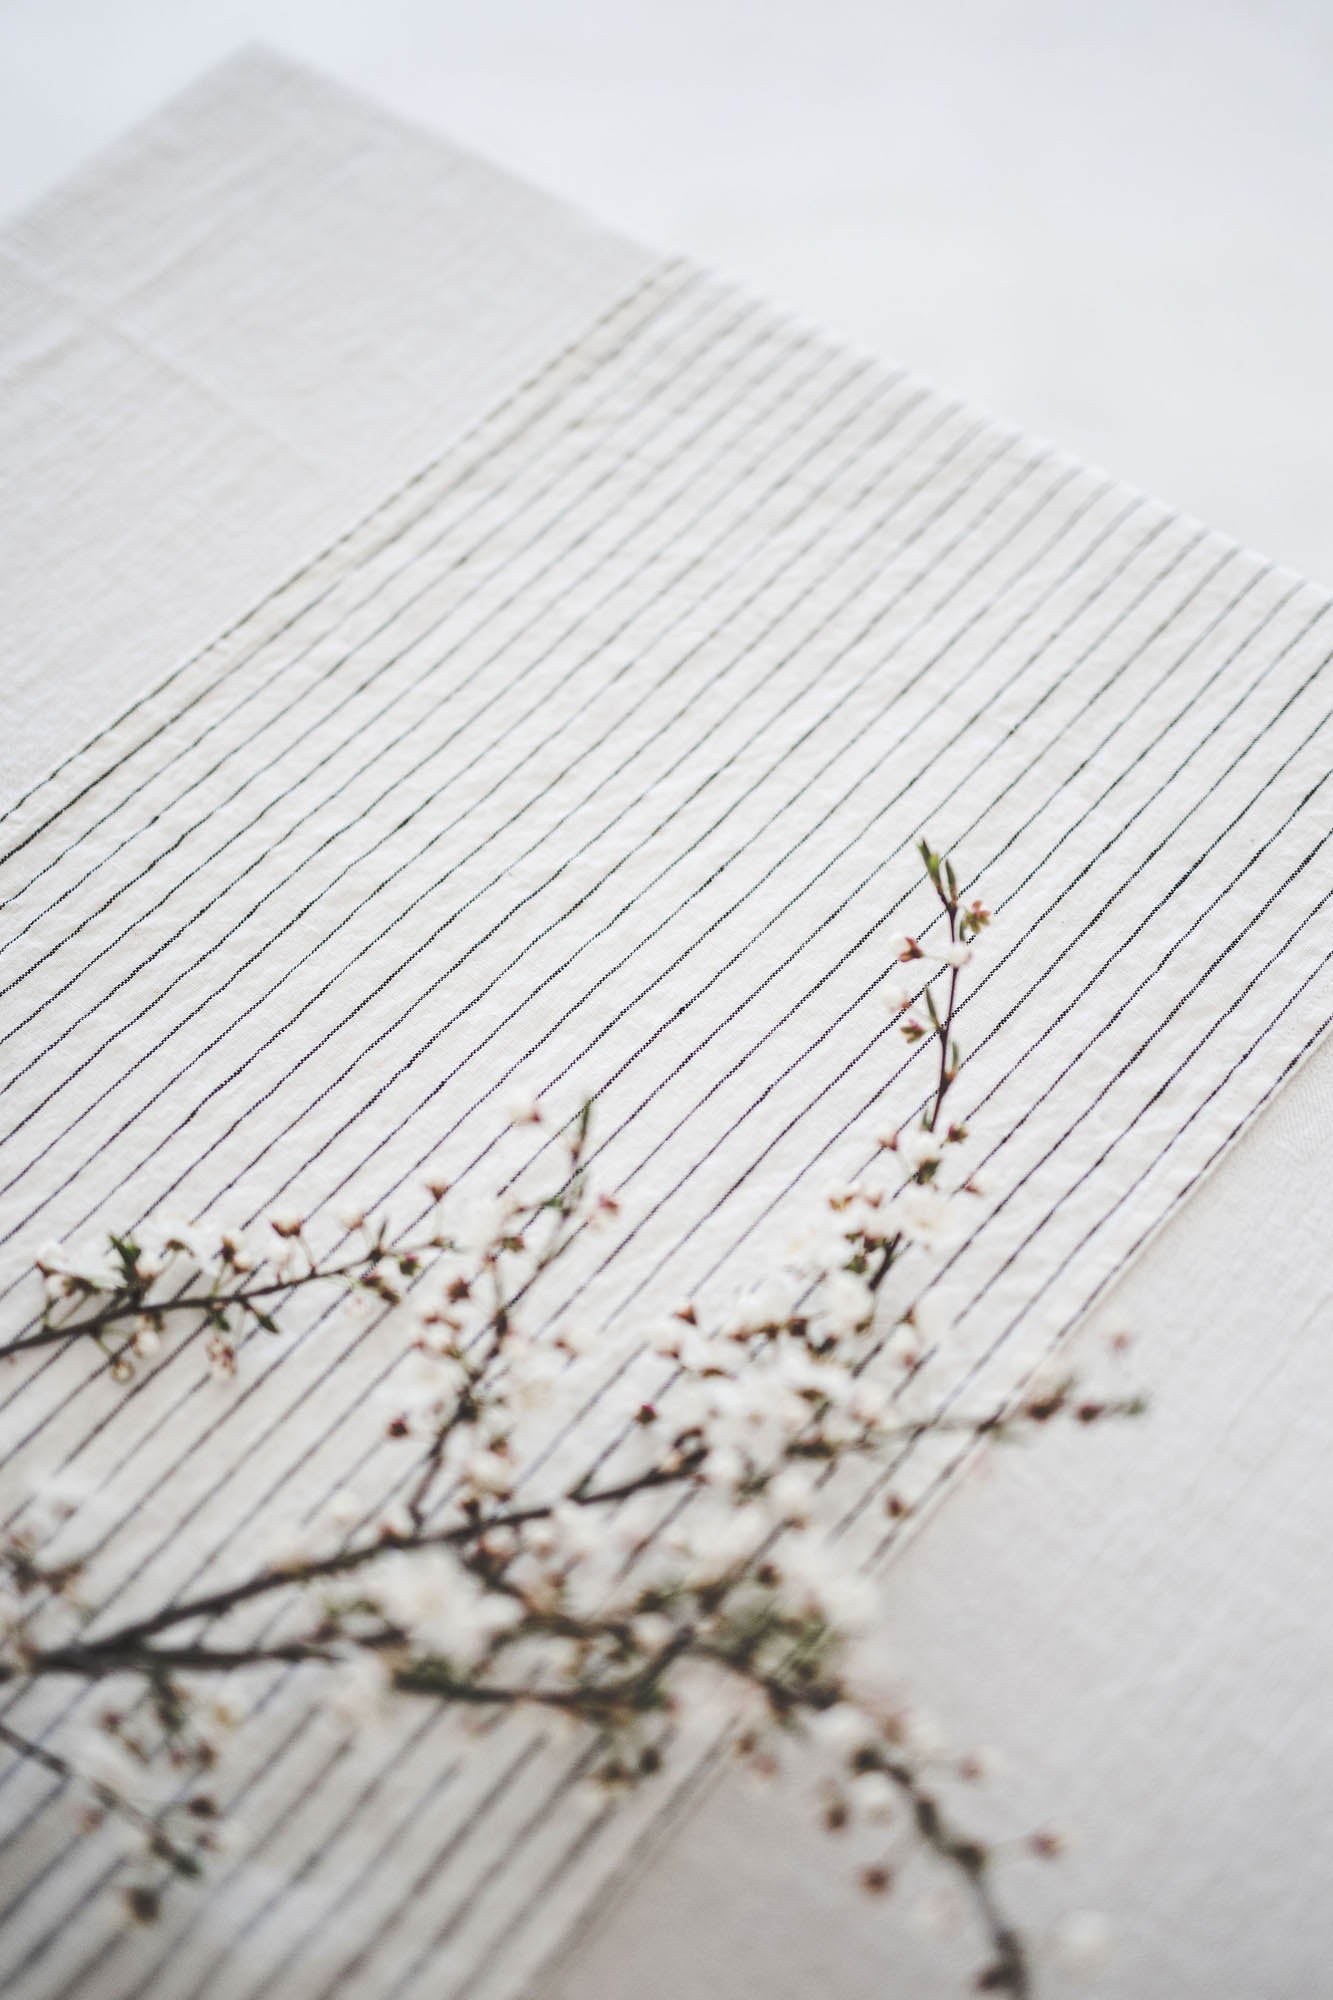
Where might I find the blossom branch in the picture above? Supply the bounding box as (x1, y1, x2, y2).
(1, 1225, 451, 1376)
(0, 847, 1137, 1987)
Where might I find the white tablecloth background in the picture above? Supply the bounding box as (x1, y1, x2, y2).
(4, 0, 1333, 590)
(2, 50, 1330, 2000)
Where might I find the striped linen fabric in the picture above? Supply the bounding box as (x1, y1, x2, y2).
(0, 126, 1331, 2000)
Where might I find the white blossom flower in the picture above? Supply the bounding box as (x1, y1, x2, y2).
(24, 1466, 95, 1541)
(768, 1467, 819, 1526)
(648, 1318, 686, 1358)
(547, 1502, 598, 1560)
(458, 1447, 514, 1498)
(265, 1522, 318, 1573)
(880, 1320, 924, 1368)
(453, 1197, 509, 1256)
(779, 1544, 876, 1631)
(205, 1333, 237, 1381)
(823, 1271, 874, 1335)
(398, 1348, 461, 1413)
(818, 1573, 879, 1634)
(694, 1508, 766, 1576)
(809, 1702, 874, 1755)
(373, 1552, 457, 1640)
(218, 1231, 253, 1272)
(479, 1524, 519, 1562)
(895, 1184, 961, 1251)
(1050, 1909, 1113, 1974)
(749, 1274, 796, 1328)
(474, 1403, 512, 1446)
(65, 1243, 120, 1290)
(519, 1516, 560, 1559)
(900, 1705, 948, 1758)
(328, 1648, 397, 1729)
(631, 1612, 676, 1654)
(153, 1216, 218, 1271)
(775, 1349, 849, 1405)
(701, 1444, 748, 1491)
(846, 1379, 892, 1429)
(851, 1769, 897, 1821)
(503, 1084, 544, 1127)
(501, 1344, 562, 1411)
(324, 1488, 365, 1533)
(896, 1125, 945, 1172)
(787, 1210, 855, 1278)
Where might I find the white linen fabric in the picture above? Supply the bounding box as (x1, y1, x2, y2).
(0, 49, 1330, 2000)
(0, 47, 655, 807)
